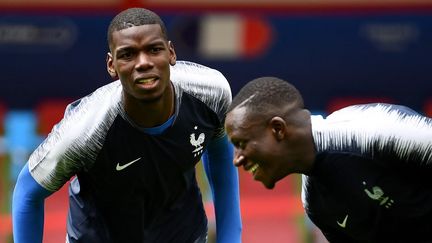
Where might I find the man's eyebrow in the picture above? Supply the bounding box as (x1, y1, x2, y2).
(150, 39, 166, 45)
(115, 46, 134, 53)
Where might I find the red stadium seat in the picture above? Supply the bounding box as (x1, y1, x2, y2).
(423, 99, 432, 117)
(327, 96, 395, 114)
(35, 99, 73, 136)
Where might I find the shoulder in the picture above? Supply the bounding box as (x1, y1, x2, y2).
(28, 81, 123, 191)
(311, 103, 432, 163)
(327, 103, 423, 120)
(313, 103, 431, 132)
(170, 61, 230, 93)
(170, 61, 232, 120)
(64, 81, 122, 115)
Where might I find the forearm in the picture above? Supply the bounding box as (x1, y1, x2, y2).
(13, 163, 52, 243)
(203, 134, 242, 243)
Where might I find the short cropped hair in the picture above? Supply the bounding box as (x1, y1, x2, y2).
(107, 8, 168, 49)
(228, 77, 304, 117)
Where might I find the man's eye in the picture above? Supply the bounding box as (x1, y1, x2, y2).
(119, 52, 132, 59)
(150, 47, 163, 53)
(240, 141, 245, 149)
(235, 141, 245, 149)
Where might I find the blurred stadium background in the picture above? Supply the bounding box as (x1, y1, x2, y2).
(1, 0, 431, 242)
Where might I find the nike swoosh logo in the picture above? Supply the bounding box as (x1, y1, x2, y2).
(116, 157, 141, 171)
(337, 215, 349, 228)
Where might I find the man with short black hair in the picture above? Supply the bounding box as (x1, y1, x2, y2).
(13, 8, 241, 243)
(225, 76, 432, 242)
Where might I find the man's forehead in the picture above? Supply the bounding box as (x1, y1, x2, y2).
(227, 106, 259, 131)
(230, 105, 248, 118)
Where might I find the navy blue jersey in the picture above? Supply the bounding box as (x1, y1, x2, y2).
(302, 103, 432, 243)
(27, 61, 232, 242)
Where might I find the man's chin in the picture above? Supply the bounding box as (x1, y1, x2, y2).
(262, 180, 275, 190)
(136, 94, 163, 103)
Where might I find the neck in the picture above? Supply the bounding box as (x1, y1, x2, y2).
(123, 84, 175, 128)
(287, 109, 316, 175)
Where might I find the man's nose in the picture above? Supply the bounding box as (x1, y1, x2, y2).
(135, 53, 153, 70)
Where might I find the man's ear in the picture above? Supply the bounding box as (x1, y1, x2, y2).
(269, 116, 286, 141)
(168, 41, 177, 66)
(106, 52, 118, 79)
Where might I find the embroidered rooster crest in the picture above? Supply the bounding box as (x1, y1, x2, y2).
(190, 126, 205, 157)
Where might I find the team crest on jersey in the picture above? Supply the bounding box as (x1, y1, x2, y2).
(190, 126, 205, 157)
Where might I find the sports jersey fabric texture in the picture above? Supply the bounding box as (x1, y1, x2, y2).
(302, 103, 432, 243)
